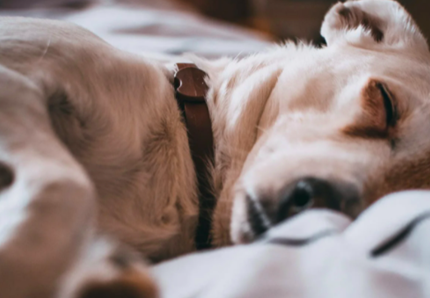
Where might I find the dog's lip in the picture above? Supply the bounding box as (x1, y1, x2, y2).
(246, 194, 272, 238)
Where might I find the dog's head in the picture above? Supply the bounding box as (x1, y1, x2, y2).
(229, 0, 430, 243)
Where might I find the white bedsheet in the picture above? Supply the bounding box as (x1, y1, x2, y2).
(153, 191, 430, 298)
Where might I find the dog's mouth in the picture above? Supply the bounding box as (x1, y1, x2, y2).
(238, 177, 362, 242)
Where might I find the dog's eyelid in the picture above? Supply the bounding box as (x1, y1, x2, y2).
(377, 82, 397, 127)
(342, 81, 399, 140)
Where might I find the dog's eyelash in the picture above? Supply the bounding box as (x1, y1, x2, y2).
(377, 83, 396, 127)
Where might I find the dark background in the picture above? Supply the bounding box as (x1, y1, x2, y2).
(177, 0, 430, 44)
(1, 0, 429, 45)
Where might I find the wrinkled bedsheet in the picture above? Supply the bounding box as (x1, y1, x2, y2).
(153, 191, 430, 298)
(0, 0, 272, 58)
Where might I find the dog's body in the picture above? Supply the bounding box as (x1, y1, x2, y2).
(1, 0, 430, 297)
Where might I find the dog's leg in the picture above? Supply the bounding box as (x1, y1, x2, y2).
(0, 65, 158, 297)
(59, 237, 158, 298)
(0, 64, 97, 297)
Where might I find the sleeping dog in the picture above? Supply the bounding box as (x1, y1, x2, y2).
(0, 0, 430, 297)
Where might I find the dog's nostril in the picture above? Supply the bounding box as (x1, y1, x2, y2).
(276, 177, 341, 223)
(291, 181, 314, 211)
(0, 163, 14, 190)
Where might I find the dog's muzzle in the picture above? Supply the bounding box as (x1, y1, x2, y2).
(247, 177, 361, 237)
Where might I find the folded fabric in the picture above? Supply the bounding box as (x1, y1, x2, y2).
(152, 191, 430, 298)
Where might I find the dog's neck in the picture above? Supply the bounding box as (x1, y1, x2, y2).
(180, 55, 284, 246)
(122, 53, 285, 259)
(173, 63, 215, 249)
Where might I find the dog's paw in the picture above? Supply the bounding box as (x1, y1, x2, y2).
(322, 1, 384, 44)
(60, 238, 159, 298)
(321, 0, 427, 52)
(77, 268, 158, 298)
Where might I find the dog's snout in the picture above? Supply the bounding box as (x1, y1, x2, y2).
(247, 177, 360, 239)
(276, 177, 342, 223)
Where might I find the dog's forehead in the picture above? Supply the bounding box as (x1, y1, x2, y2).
(328, 46, 430, 77)
(257, 42, 430, 134)
(363, 51, 430, 113)
(281, 46, 430, 104)
(274, 46, 428, 91)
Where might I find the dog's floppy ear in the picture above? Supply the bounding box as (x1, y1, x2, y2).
(321, 0, 428, 53)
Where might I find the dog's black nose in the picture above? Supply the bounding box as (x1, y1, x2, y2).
(247, 177, 359, 238)
(276, 177, 342, 223)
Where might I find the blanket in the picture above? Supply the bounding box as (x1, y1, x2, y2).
(153, 191, 430, 298)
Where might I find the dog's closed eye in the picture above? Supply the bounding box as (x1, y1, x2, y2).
(344, 79, 397, 140)
(378, 82, 396, 128)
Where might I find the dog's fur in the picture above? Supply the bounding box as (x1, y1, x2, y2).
(0, 0, 430, 297)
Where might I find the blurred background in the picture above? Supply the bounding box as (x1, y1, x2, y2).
(0, 0, 429, 58)
(175, 0, 430, 44)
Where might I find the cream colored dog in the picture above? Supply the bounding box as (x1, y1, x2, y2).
(0, 0, 430, 297)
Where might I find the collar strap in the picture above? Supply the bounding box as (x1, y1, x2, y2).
(174, 63, 215, 250)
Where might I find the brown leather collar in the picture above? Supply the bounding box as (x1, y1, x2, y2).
(174, 63, 215, 250)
